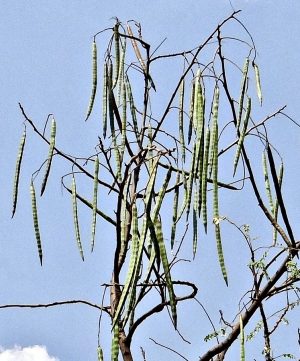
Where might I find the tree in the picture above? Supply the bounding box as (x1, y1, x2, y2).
(4, 9, 300, 361)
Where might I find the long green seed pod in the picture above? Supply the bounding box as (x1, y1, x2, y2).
(123, 203, 141, 325)
(119, 176, 131, 262)
(112, 202, 139, 327)
(97, 347, 104, 361)
(185, 141, 197, 221)
(237, 58, 249, 130)
(201, 127, 210, 233)
(152, 166, 172, 221)
(117, 41, 126, 106)
(91, 157, 99, 252)
(233, 97, 251, 176)
(193, 184, 198, 258)
(41, 118, 56, 196)
(193, 69, 200, 129)
(12, 129, 26, 218)
(253, 61, 263, 106)
(108, 62, 122, 180)
(212, 86, 228, 285)
(85, 40, 97, 121)
(273, 163, 284, 244)
(102, 62, 108, 138)
(120, 81, 127, 159)
(125, 75, 139, 145)
(72, 175, 84, 261)
(111, 323, 119, 361)
(188, 81, 195, 144)
(124, 202, 140, 320)
(262, 150, 274, 214)
(176, 169, 188, 223)
(123, 163, 159, 326)
(30, 181, 43, 266)
(155, 217, 177, 329)
(179, 78, 186, 162)
(147, 122, 154, 171)
(240, 315, 245, 361)
(170, 171, 180, 249)
(112, 24, 120, 89)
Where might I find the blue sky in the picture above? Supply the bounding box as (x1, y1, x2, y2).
(0, 1, 300, 360)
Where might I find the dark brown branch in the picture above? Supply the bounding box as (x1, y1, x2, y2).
(127, 281, 198, 345)
(0, 300, 109, 313)
(149, 338, 189, 361)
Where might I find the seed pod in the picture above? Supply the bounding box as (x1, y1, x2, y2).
(212, 86, 228, 285)
(262, 150, 274, 214)
(253, 61, 263, 105)
(240, 315, 245, 361)
(125, 75, 139, 145)
(112, 202, 139, 327)
(237, 58, 249, 130)
(12, 129, 26, 218)
(233, 97, 251, 176)
(85, 40, 97, 121)
(273, 163, 284, 244)
(170, 171, 180, 249)
(97, 347, 104, 361)
(30, 181, 43, 266)
(178, 78, 186, 162)
(112, 23, 120, 89)
(120, 81, 127, 159)
(155, 217, 177, 328)
(102, 62, 108, 138)
(201, 127, 210, 233)
(91, 157, 99, 252)
(193, 184, 198, 258)
(72, 175, 84, 261)
(111, 323, 119, 361)
(41, 118, 56, 196)
(188, 81, 195, 144)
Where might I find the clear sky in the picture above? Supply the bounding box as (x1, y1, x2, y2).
(0, 1, 300, 360)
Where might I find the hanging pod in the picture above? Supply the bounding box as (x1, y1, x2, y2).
(262, 150, 274, 214)
(30, 180, 43, 265)
(252, 61, 263, 105)
(170, 171, 180, 249)
(41, 118, 56, 196)
(155, 217, 177, 328)
(240, 315, 245, 361)
(212, 86, 228, 285)
(192, 184, 199, 258)
(85, 40, 98, 121)
(91, 157, 99, 252)
(178, 78, 186, 163)
(237, 58, 249, 130)
(233, 97, 251, 176)
(111, 322, 119, 361)
(201, 127, 210, 233)
(12, 129, 26, 218)
(97, 347, 104, 361)
(102, 62, 108, 138)
(188, 81, 195, 144)
(112, 23, 120, 89)
(71, 175, 84, 261)
(125, 75, 140, 145)
(273, 163, 284, 244)
(112, 161, 158, 328)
